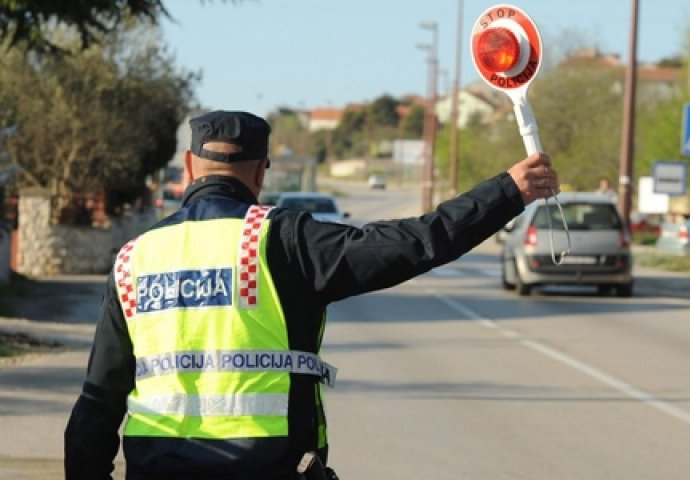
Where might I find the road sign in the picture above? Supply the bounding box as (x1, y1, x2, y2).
(653, 161, 688, 196)
(682, 103, 690, 156)
(470, 4, 543, 155)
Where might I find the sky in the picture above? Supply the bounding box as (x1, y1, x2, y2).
(161, 0, 690, 116)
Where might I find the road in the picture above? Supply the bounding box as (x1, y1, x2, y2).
(0, 180, 688, 479)
(324, 181, 690, 479)
(323, 248, 690, 479)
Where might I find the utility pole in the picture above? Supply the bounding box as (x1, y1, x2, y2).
(419, 22, 438, 211)
(618, 0, 639, 228)
(449, 0, 464, 196)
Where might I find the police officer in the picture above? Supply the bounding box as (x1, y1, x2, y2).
(65, 110, 559, 479)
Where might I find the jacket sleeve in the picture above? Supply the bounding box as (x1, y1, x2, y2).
(64, 273, 135, 479)
(272, 172, 524, 303)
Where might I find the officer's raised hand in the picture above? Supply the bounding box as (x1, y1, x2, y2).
(507, 153, 559, 206)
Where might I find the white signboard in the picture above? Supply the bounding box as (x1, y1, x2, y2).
(393, 140, 425, 165)
(653, 161, 688, 196)
(638, 176, 669, 214)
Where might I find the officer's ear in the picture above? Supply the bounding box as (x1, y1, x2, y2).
(184, 150, 195, 181)
(254, 158, 269, 190)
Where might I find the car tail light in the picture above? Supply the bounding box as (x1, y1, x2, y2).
(618, 229, 631, 248)
(680, 226, 689, 244)
(524, 226, 538, 246)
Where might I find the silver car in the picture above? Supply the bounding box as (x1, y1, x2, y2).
(655, 214, 690, 255)
(500, 192, 633, 296)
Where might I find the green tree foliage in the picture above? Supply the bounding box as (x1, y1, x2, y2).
(0, 22, 197, 212)
(331, 109, 367, 158)
(637, 27, 690, 183)
(266, 108, 309, 155)
(531, 65, 622, 190)
(637, 97, 689, 176)
(399, 104, 425, 139)
(0, 0, 167, 55)
(367, 94, 400, 128)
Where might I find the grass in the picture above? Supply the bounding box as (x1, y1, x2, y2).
(0, 343, 21, 357)
(634, 250, 690, 273)
(631, 234, 690, 274)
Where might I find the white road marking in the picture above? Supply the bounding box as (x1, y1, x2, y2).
(424, 286, 690, 427)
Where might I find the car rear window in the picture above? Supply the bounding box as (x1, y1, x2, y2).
(531, 203, 622, 231)
(279, 197, 338, 213)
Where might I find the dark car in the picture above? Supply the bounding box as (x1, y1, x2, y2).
(275, 192, 350, 224)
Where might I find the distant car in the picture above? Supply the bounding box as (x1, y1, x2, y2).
(655, 214, 690, 255)
(275, 192, 350, 223)
(500, 192, 633, 297)
(630, 212, 662, 236)
(367, 174, 387, 190)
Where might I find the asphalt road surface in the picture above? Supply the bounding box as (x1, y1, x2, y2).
(323, 247, 690, 479)
(323, 181, 690, 479)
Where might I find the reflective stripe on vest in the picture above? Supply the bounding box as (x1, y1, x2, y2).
(135, 349, 337, 387)
(128, 393, 289, 417)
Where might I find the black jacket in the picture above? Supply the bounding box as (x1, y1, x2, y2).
(65, 173, 524, 479)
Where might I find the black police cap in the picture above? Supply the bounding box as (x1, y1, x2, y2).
(189, 110, 271, 163)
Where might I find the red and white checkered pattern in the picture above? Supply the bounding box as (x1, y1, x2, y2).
(114, 238, 138, 320)
(238, 205, 272, 309)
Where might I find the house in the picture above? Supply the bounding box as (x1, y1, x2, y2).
(435, 82, 510, 128)
(308, 108, 342, 132)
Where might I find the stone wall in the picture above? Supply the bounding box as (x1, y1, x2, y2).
(18, 193, 157, 276)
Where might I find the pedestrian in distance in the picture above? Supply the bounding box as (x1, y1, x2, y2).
(594, 176, 618, 203)
(64, 110, 560, 480)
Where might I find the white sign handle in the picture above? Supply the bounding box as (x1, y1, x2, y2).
(509, 91, 542, 156)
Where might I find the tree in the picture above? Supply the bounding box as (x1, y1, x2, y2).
(0, 0, 167, 55)
(367, 94, 400, 128)
(330, 109, 367, 158)
(637, 27, 690, 183)
(266, 108, 309, 155)
(531, 65, 622, 190)
(0, 1, 242, 55)
(399, 104, 425, 139)
(0, 21, 197, 214)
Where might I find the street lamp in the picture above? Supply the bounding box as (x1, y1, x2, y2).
(418, 21, 438, 211)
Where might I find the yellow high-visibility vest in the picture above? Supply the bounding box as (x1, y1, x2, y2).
(113, 206, 332, 441)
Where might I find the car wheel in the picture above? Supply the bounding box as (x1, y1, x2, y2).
(615, 283, 633, 297)
(597, 285, 614, 296)
(501, 256, 516, 290)
(501, 268, 515, 291)
(514, 262, 531, 296)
